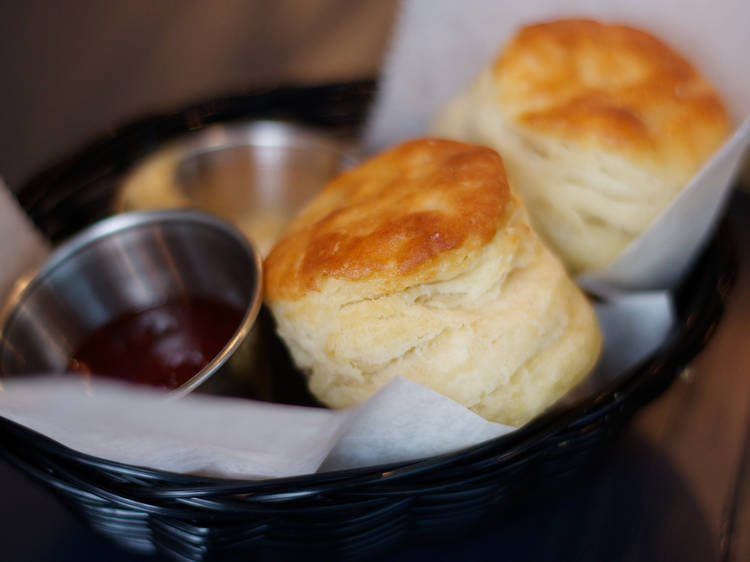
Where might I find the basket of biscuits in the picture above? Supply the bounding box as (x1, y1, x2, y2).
(0, 2, 747, 560)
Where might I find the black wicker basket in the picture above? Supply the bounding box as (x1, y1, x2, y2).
(0, 82, 737, 561)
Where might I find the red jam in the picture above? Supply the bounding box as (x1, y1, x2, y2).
(67, 297, 245, 389)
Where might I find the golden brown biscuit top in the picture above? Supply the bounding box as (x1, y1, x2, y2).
(264, 139, 511, 300)
(493, 19, 729, 173)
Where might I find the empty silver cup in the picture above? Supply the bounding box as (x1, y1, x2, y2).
(117, 120, 357, 256)
(0, 210, 265, 398)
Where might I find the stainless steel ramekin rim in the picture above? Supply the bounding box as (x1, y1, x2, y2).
(112, 119, 359, 215)
(175, 119, 358, 167)
(0, 209, 264, 395)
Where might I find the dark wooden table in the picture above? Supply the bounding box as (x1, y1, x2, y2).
(1, 2, 749, 560)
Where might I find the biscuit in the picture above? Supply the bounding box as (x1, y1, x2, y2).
(264, 139, 601, 426)
(432, 19, 730, 273)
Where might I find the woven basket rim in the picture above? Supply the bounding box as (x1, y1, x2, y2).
(2, 81, 737, 497)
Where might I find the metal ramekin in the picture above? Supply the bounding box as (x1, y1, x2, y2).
(0, 209, 266, 398)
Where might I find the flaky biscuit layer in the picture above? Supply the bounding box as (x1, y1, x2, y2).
(265, 139, 601, 426)
(432, 19, 730, 273)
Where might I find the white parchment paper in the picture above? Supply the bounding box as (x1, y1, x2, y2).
(366, 0, 750, 292)
(0, 375, 517, 478)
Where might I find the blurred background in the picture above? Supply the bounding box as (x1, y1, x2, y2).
(0, 0, 397, 189)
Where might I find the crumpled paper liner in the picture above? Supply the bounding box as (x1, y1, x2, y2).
(0, 375, 515, 479)
(365, 0, 750, 293)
